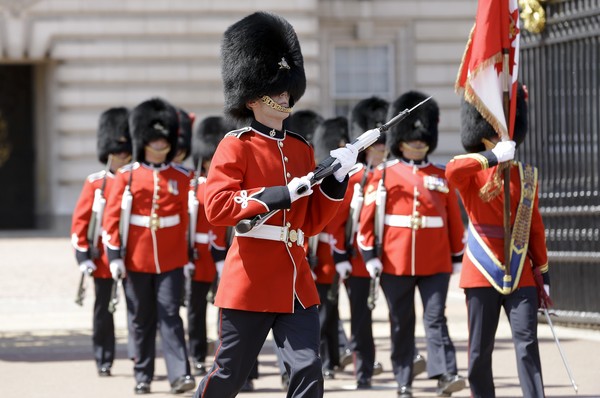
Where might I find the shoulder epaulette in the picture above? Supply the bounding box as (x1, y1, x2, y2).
(348, 163, 364, 177)
(225, 127, 252, 138)
(172, 164, 192, 176)
(377, 158, 399, 171)
(432, 162, 447, 171)
(285, 130, 310, 146)
(87, 170, 107, 183)
(118, 162, 137, 174)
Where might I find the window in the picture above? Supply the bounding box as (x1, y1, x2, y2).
(331, 44, 394, 116)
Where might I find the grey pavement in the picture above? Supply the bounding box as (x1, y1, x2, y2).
(1, 235, 600, 398)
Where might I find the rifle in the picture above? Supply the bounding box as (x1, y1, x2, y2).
(75, 157, 111, 306)
(110, 171, 133, 313)
(368, 151, 388, 310)
(344, 161, 371, 257)
(206, 226, 234, 304)
(235, 97, 432, 234)
(183, 160, 202, 307)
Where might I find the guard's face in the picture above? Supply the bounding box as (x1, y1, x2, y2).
(400, 140, 429, 161)
(110, 151, 132, 171)
(366, 143, 386, 166)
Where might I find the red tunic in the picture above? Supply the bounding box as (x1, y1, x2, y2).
(71, 170, 113, 279)
(191, 177, 228, 283)
(204, 121, 347, 313)
(358, 159, 465, 276)
(103, 162, 191, 274)
(445, 153, 548, 289)
(327, 163, 371, 278)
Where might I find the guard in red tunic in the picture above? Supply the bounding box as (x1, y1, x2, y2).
(185, 116, 231, 377)
(71, 107, 133, 377)
(327, 96, 389, 388)
(358, 91, 466, 398)
(445, 84, 549, 398)
(103, 98, 195, 395)
(194, 12, 358, 398)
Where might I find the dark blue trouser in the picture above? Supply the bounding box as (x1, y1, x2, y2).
(381, 272, 457, 387)
(187, 280, 211, 363)
(125, 268, 190, 385)
(345, 276, 375, 381)
(466, 286, 544, 398)
(195, 300, 323, 398)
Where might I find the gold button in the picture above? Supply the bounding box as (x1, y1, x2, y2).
(288, 242, 293, 247)
(286, 222, 291, 227)
(284, 157, 288, 162)
(279, 142, 284, 147)
(286, 172, 291, 178)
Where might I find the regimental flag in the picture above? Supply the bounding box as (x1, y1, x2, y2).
(456, 0, 520, 139)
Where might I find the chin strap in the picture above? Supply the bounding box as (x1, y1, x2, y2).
(261, 96, 293, 113)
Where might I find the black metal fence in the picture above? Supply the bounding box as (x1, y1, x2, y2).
(519, 0, 600, 322)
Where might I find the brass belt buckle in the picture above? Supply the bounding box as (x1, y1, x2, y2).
(289, 229, 298, 244)
(409, 213, 422, 230)
(150, 213, 160, 231)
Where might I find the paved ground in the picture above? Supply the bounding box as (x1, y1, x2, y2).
(1, 234, 600, 397)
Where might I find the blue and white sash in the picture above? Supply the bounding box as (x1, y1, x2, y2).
(466, 163, 538, 294)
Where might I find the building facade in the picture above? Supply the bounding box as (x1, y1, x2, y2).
(0, 0, 476, 230)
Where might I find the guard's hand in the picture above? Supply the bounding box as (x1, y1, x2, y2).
(79, 259, 96, 274)
(452, 262, 462, 274)
(287, 172, 314, 203)
(365, 258, 383, 279)
(491, 140, 516, 163)
(335, 261, 352, 279)
(331, 144, 359, 182)
(544, 284, 550, 298)
(183, 262, 195, 279)
(215, 260, 225, 278)
(109, 259, 126, 281)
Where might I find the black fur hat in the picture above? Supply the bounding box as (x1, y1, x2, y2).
(192, 116, 235, 169)
(129, 97, 179, 163)
(221, 12, 306, 123)
(312, 117, 349, 163)
(461, 83, 528, 153)
(285, 110, 324, 143)
(97, 107, 131, 164)
(349, 97, 389, 142)
(388, 91, 439, 158)
(176, 108, 194, 161)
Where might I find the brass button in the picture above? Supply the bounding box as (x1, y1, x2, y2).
(288, 242, 293, 247)
(286, 172, 291, 178)
(279, 142, 284, 147)
(284, 157, 288, 162)
(286, 222, 291, 227)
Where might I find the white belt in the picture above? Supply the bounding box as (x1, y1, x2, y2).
(318, 233, 330, 243)
(235, 224, 305, 247)
(195, 233, 210, 244)
(384, 214, 444, 230)
(130, 214, 181, 230)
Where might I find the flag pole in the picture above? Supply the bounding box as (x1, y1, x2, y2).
(501, 5, 512, 294)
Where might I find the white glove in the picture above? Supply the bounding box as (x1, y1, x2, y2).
(365, 258, 383, 279)
(335, 261, 352, 279)
(215, 260, 225, 277)
(544, 284, 550, 297)
(331, 143, 359, 182)
(452, 262, 462, 274)
(183, 262, 195, 279)
(491, 140, 516, 163)
(109, 259, 126, 281)
(288, 172, 314, 203)
(79, 259, 96, 274)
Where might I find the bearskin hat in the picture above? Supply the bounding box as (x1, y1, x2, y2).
(176, 108, 194, 161)
(461, 83, 528, 153)
(129, 97, 179, 163)
(312, 117, 350, 163)
(349, 97, 389, 142)
(97, 107, 131, 164)
(192, 116, 235, 169)
(388, 91, 439, 159)
(285, 110, 324, 143)
(221, 12, 306, 123)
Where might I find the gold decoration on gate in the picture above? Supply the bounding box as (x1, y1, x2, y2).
(519, 0, 547, 34)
